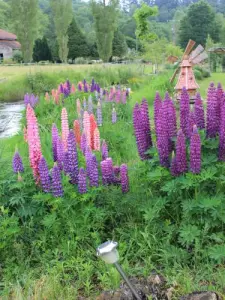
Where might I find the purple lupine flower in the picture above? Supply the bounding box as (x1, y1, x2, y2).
(175, 129, 187, 174)
(141, 98, 153, 149)
(101, 157, 114, 185)
(89, 154, 99, 187)
(60, 83, 64, 94)
(67, 130, 79, 184)
(190, 125, 201, 174)
(63, 87, 70, 98)
(66, 79, 71, 93)
(81, 132, 87, 155)
(83, 79, 87, 85)
(85, 146, 92, 179)
(154, 92, 162, 139)
(24, 93, 29, 106)
(163, 92, 176, 152)
(206, 82, 219, 138)
(219, 96, 225, 161)
(97, 102, 102, 126)
(88, 95, 93, 114)
(170, 152, 178, 177)
(112, 108, 117, 124)
(84, 84, 88, 93)
(217, 83, 224, 120)
(157, 102, 170, 167)
(63, 151, 70, 175)
(113, 165, 121, 184)
(78, 168, 87, 194)
(57, 137, 64, 170)
(24, 93, 39, 107)
(194, 93, 205, 130)
(120, 164, 129, 193)
(39, 157, 51, 193)
(187, 110, 196, 139)
(12, 151, 24, 173)
(101, 140, 108, 160)
(52, 164, 64, 197)
(78, 82, 82, 91)
(52, 124, 59, 162)
(180, 87, 190, 137)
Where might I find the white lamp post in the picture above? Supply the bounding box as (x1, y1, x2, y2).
(97, 241, 142, 300)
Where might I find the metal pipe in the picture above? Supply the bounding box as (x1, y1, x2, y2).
(114, 262, 142, 300)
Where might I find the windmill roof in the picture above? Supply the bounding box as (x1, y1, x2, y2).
(180, 59, 191, 67)
(0, 29, 17, 41)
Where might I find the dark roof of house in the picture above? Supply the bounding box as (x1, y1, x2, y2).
(0, 29, 17, 41)
(0, 40, 21, 49)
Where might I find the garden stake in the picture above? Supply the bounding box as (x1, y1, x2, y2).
(97, 241, 142, 300)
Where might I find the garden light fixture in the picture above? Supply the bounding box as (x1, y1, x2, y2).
(97, 241, 142, 300)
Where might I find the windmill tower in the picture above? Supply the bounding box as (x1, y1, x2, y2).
(170, 40, 208, 101)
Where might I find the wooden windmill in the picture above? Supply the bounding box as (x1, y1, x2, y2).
(170, 39, 208, 101)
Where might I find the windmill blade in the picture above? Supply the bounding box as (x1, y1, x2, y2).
(191, 51, 208, 64)
(182, 39, 196, 59)
(189, 44, 204, 62)
(170, 67, 180, 83)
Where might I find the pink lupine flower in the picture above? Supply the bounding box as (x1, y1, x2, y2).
(71, 84, 76, 93)
(94, 128, 100, 151)
(45, 92, 50, 102)
(76, 98, 81, 115)
(61, 107, 69, 151)
(83, 111, 91, 147)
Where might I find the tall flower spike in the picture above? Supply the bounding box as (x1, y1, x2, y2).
(88, 95, 93, 114)
(141, 98, 153, 149)
(97, 101, 102, 126)
(71, 83, 76, 93)
(39, 157, 51, 193)
(112, 107, 117, 124)
(56, 137, 64, 170)
(219, 95, 225, 161)
(63, 151, 70, 175)
(90, 114, 97, 150)
(154, 92, 162, 139)
(101, 140, 108, 161)
(51, 164, 64, 197)
(187, 110, 196, 139)
(12, 151, 24, 173)
(94, 128, 100, 151)
(180, 87, 190, 137)
(67, 130, 79, 184)
(73, 120, 81, 145)
(52, 124, 59, 162)
(81, 132, 87, 155)
(206, 82, 219, 138)
(170, 151, 178, 177)
(175, 129, 187, 175)
(61, 107, 69, 151)
(78, 168, 87, 194)
(190, 125, 201, 174)
(89, 154, 99, 187)
(101, 158, 114, 185)
(83, 111, 91, 147)
(194, 93, 205, 130)
(120, 164, 129, 193)
(164, 92, 177, 139)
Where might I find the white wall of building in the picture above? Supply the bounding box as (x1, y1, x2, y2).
(0, 44, 13, 60)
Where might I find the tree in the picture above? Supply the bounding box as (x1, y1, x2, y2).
(112, 30, 128, 57)
(10, 0, 39, 62)
(179, 1, 220, 48)
(0, 0, 10, 30)
(51, 0, 73, 62)
(33, 36, 52, 62)
(91, 0, 118, 62)
(67, 17, 89, 60)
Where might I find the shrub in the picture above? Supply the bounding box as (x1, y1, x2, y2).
(13, 50, 23, 63)
(194, 69, 203, 80)
(74, 57, 88, 64)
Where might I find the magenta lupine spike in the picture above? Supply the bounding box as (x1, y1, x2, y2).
(190, 125, 201, 174)
(141, 98, 153, 148)
(180, 87, 190, 137)
(78, 168, 87, 194)
(164, 92, 177, 138)
(175, 129, 187, 174)
(206, 82, 219, 138)
(101, 140, 108, 160)
(39, 157, 51, 193)
(52, 124, 59, 162)
(116, 90, 121, 103)
(101, 157, 114, 185)
(81, 132, 87, 155)
(97, 102, 102, 126)
(170, 152, 178, 177)
(194, 93, 205, 130)
(187, 110, 196, 139)
(157, 102, 170, 167)
(67, 130, 79, 184)
(89, 154, 99, 187)
(154, 92, 162, 139)
(12, 151, 24, 173)
(56, 137, 64, 170)
(112, 107, 117, 124)
(217, 82, 223, 108)
(120, 164, 129, 193)
(52, 164, 64, 197)
(219, 96, 225, 161)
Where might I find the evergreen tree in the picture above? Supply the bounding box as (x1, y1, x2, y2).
(67, 17, 89, 60)
(91, 0, 119, 62)
(10, 0, 39, 62)
(50, 0, 73, 62)
(179, 1, 220, 48)
(112, 30, 128, 57)
(33, 36, 52, 62)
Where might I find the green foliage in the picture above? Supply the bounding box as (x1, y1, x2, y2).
(10, 0, 39, 62)
(67, 17, 89, 60)
(50, 0, 73, 62)
(12, 50, 23, 63)
(91, 0, 118, 62)
(112, 30, 128, 58)
(33, 36, 52, 62)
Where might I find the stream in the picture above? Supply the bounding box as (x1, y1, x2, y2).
(0, 101, 25, 139)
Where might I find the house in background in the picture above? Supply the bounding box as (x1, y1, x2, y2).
(0, 29, 21, 61)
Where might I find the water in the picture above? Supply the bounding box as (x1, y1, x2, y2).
(0, 101, 25, 139)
